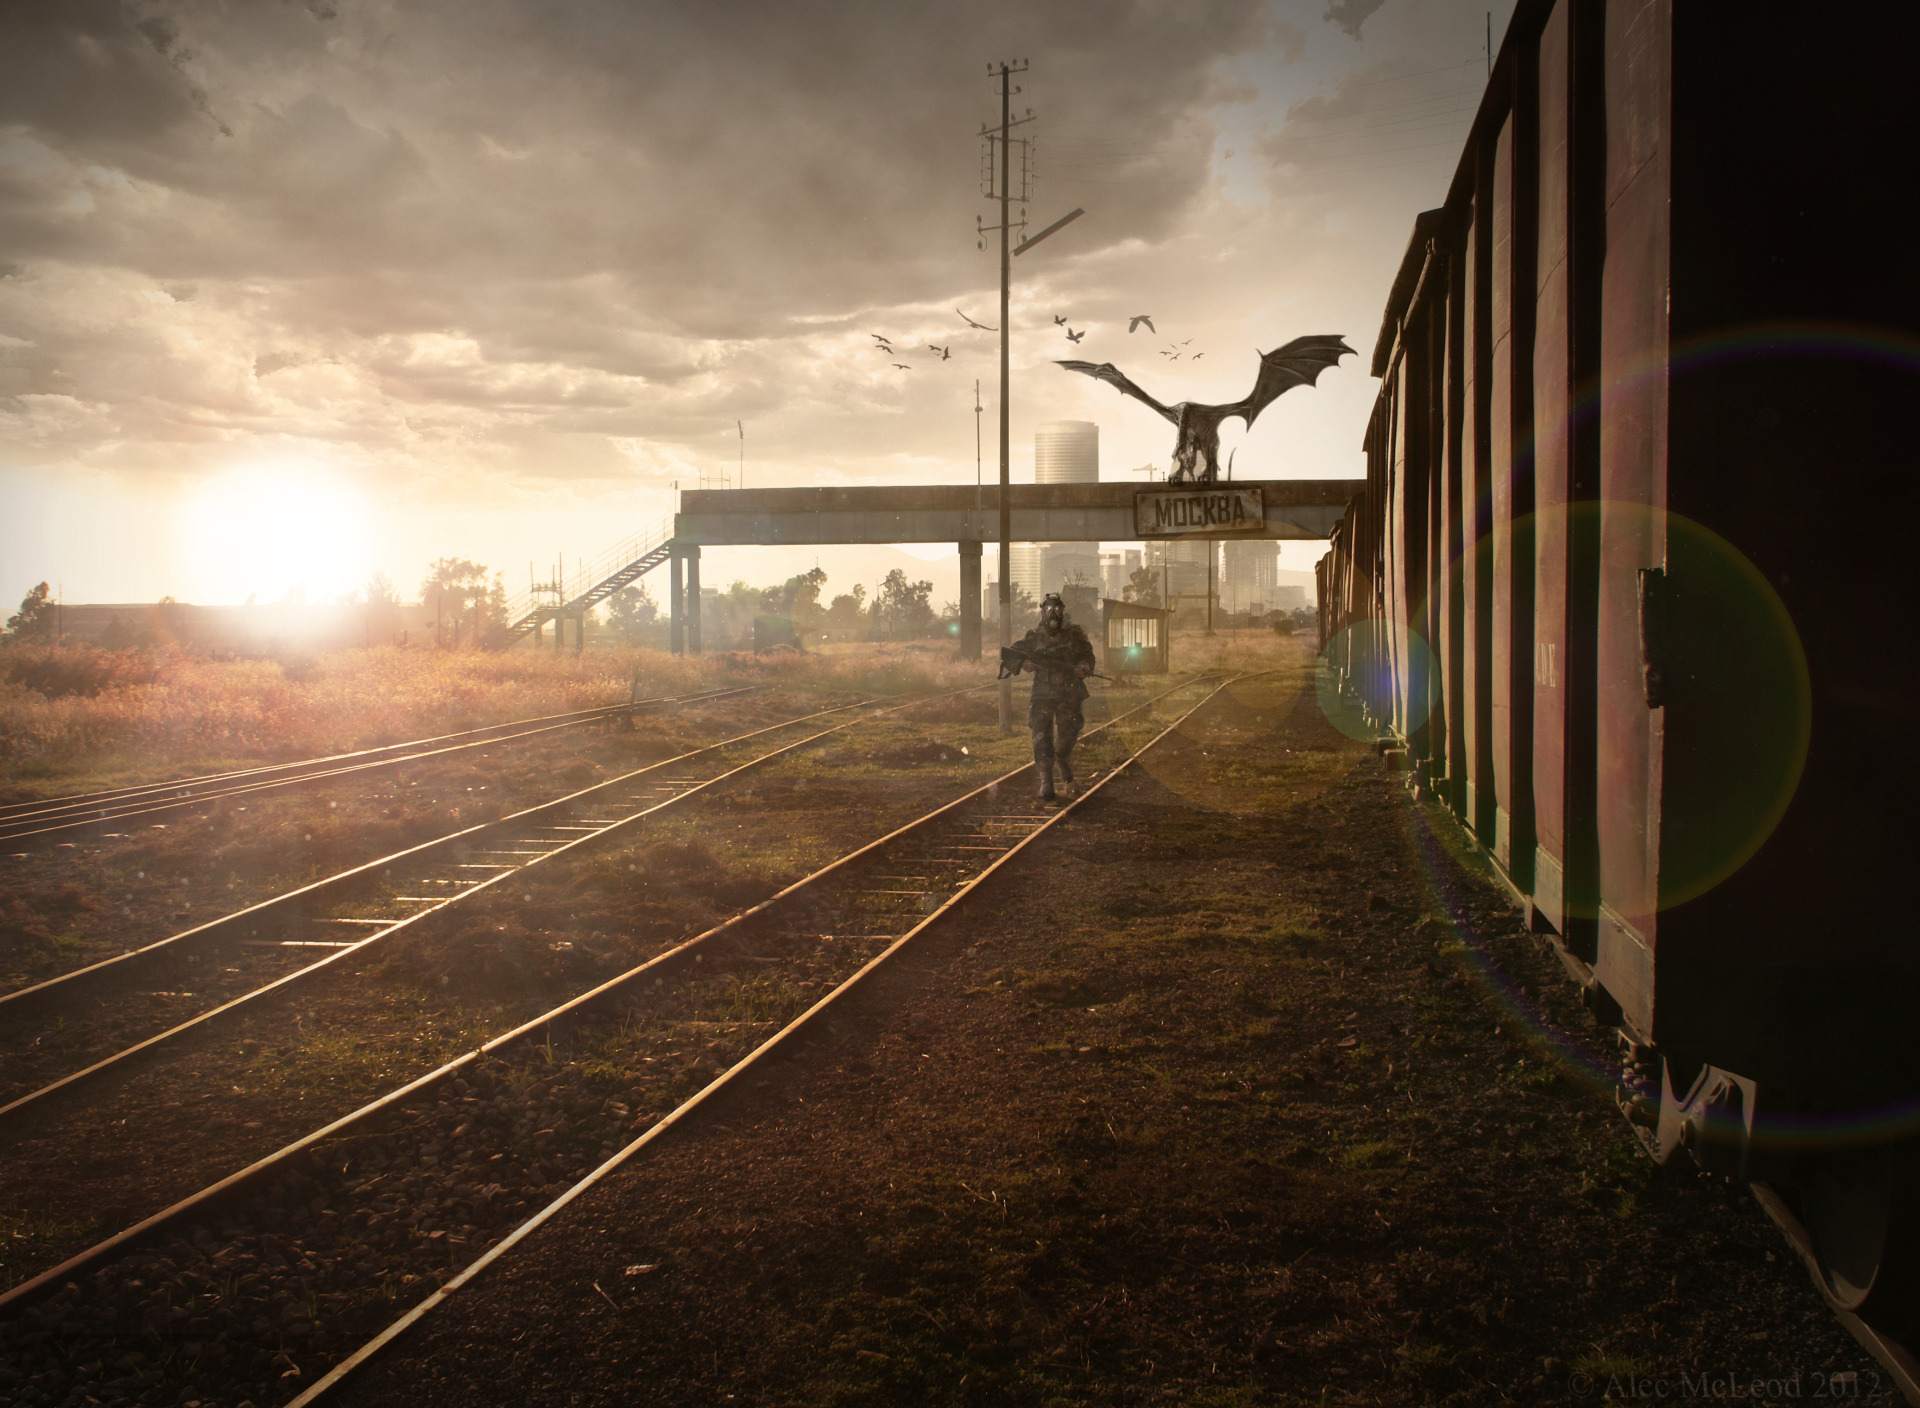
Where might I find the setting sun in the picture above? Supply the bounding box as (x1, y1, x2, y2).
(172, 465, 374, 604)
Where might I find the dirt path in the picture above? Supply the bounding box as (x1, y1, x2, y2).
(335, 644, 1871, 1408)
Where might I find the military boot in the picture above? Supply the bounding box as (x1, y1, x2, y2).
(1056, 756, 1076, 798)
(1036, 761, 1057, 802)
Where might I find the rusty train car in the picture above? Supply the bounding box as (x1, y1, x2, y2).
(1317, 0, 1920, 1385)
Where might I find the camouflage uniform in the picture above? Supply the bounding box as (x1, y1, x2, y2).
(1020, 607, 1097, 800)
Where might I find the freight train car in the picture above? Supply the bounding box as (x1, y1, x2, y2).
(1318, 0, 1920, 1389)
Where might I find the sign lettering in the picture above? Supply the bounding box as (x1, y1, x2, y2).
(1134, 486, 1265, 538)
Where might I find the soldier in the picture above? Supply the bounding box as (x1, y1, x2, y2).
(1016, 593, 1097, 802)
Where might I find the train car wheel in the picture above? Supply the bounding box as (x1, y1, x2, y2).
(1803, 1144, 1920, 1341)
(1805, 1148, 1894, 1310)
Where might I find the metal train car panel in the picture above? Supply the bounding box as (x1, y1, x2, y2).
(1443, 233, 1466, 814)
(1529, 0, 1575, 938)
(1460, 181, 1495, 841)
(1323, 0, 1920, 1384)
(1488, 107, 1536, 885)
(1592, 0, 1669, 1035)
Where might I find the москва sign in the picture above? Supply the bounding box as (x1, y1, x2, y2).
(1134, 486, 1265, 537)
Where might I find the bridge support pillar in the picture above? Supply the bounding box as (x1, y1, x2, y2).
(685, 546, 701, 655)
(959, 540, 982, 660)
(669, 552, 685, 655)
(554, 614, 566, 651)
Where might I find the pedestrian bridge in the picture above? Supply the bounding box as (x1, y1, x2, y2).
(659, 479, 1360, 656)
(672, 480, 1358, 548)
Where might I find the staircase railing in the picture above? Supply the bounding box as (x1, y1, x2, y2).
(499, 516, 677, 642)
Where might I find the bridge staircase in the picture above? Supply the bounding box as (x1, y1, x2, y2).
(499, 518, 676, 646)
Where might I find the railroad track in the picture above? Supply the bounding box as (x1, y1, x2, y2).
(0, 685, 993, 1123)
(0, 671, 1236, 1408)
(0, 686, 760, 846)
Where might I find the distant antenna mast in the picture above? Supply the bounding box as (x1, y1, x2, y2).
(737, 419, 745, 490)
(973, 378, 983, 487)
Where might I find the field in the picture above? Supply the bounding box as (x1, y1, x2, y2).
(0, 640, 1001, 799)
(0, 628, 1295, 799)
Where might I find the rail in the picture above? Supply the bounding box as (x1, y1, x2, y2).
(0, 673, 1238, 1408)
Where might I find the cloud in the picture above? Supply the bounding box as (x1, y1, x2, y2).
(1, 0, 1517, 600)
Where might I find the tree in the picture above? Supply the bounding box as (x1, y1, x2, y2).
(420, 557, 489, 646)
(1123, 567, 1163, 608)
(361, 569, 404, 647)
(364, 570, 400, 607)
(874, 568, 935, 637)
(823, 585, 867, 632)
(790, 566, 828, 627)
(483, 573, 509, 644)
(606, 581, 660, 642)
(761, 567, 827, 624)
(999, 581, 1038, 624)
(5, 582, 56, 639)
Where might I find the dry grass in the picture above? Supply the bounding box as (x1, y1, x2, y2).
(0, 640, 982, 793)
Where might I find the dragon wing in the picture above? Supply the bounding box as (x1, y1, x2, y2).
(1055, 360, 1178, 425)
(1230, 335, 1356, 426)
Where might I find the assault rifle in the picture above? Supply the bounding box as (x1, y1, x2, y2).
(997, 640, 1109, 682)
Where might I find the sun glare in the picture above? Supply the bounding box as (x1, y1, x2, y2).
(174, 465, 374, 605)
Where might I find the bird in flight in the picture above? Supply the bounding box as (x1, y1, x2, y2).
(1057, 334, 1355, 483)
(1178, 339, 1192, 346)
(1160, 349, 1181, 360)
(928, 344, 952, 360)
(871, 334, 894, 352)
(956, 308, 997, 331)
(1191, 352, 1205, 360)
(1053, 314, 1068, 326)
(892, 362, 913, 371)
(1128, 315, 1156, 334)
(1065, 328, 1086, 343)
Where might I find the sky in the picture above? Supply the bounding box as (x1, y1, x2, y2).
(0, 0, 1516, 613)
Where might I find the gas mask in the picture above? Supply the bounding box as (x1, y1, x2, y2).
(1039, 594, 1065, 631)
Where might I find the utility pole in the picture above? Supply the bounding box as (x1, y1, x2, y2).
(981, 59, 1030, 733)
(737, 420, 745, 490)
(1206, 546, 1216, 636)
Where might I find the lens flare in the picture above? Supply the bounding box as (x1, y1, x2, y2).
(174, 465, 374, 604)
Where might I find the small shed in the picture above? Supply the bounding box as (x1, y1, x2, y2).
(753, 614, 803, 653)
(1102, 598, 1174, 675)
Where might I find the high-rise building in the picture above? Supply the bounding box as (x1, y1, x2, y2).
(1145, 538, 1215, 604)
(1099, 548, 1142, 601)
(1016, 421, 1099, 604)
(1222, 539, 1280, 614)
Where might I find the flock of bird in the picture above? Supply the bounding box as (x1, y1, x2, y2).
(866, 308, 1199, 372)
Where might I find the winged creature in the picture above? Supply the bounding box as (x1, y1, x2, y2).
(1057, 334, 1354, 483)
(1128, 315, 1155, 334)
(1065, 327, 1085, 343)
(1053, 314, 1068, 326)
(956, 308, 997, 332)
(928, 344, 952, 360)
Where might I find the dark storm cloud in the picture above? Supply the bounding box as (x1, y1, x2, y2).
(0, 0, 215, 143)
(0, 0, 1277, 488)
(1, 0, 1262, 335)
